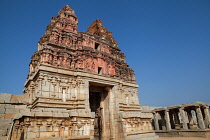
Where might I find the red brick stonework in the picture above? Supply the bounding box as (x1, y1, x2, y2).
(0, 5, 158, 140)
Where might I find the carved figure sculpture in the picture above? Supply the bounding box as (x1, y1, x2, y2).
(1, 5, 158, 140)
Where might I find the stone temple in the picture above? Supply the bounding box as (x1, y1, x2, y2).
(0, 5, 158, 140)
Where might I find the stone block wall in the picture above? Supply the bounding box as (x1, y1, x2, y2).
(141, 106, 160, 113)
(11, 116, 93, 140)
(0, 93, 28, 140)
(0, 5, 159, 140)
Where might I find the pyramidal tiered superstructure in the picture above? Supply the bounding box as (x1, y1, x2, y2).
(30, 5, 135, 81)
(4, 5, 158, 140)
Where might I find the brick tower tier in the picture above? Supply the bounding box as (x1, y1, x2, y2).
(9, 5, 158, 140)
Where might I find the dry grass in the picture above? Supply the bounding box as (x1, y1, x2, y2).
(157, 137, 209, 140)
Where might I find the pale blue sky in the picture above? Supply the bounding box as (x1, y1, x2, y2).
(0, 0, 209, 107)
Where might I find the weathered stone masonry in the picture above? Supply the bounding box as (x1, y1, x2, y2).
(152, 102, 210, 138)
(0, 5, 158, 140)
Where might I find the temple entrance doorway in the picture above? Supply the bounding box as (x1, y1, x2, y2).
(89, 92, 102, 139)
(89, 82, 111, 140)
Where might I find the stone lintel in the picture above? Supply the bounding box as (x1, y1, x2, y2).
(153, 102, 210, 113)
(153, 107, 167, 112)
(24, 64, 139, 89)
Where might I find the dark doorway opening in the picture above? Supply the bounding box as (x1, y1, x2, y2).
(89, 92, 102, 140)
(89, 83, 111, 140)
(95, 43, 100, 50)
(98, 67, 102, 74)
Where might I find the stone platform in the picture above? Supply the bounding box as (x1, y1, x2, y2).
(155, 129, 210, 138)
(0, 5, 158, 140)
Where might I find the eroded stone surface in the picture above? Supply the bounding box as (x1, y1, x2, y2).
(0, 5, 157, 140)
(152, 102, 210, 138)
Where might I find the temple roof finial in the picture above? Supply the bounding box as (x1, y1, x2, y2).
(88, 19, 118, 47)
(58, 5, 77, 18)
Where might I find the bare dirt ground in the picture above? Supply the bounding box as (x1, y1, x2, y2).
(157, 137, 209, 140)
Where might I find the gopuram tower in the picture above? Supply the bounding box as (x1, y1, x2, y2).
(7, 5, 158, 140)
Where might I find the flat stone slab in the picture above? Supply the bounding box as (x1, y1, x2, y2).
(0, 93, 12, 103)
(157, 137, 209, 140)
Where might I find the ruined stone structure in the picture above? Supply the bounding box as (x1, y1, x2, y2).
(0, 5, 158, 140)
(152, 102, 210, 138)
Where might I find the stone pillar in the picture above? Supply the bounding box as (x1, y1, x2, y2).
(30, 82, 35, 102)
(173, 110, 180, 124)
(106, 86, 115, 139)
(101, 86, 111, 140)
(186, 109, 192, 124)
(106, 86, 125, 140)
(51, 81, 56, 97)
(83, 80, 90, 112)
(203, 106, 210, 128)
(38, 74, 44, 96)
(113, 85, 125, 140)
(179, 107, 188, 130)
(159, 112, 166, 130)
(62, 88, 66, 102)
(164, 110, 171, 130)
(169, 111, 175, 129)
(195, 106, 205, 129)
(55, 78, 61, 98)
(78, 81, 85, 100)
(173, 110, 181, 130)
(153, 112, 160, 130)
